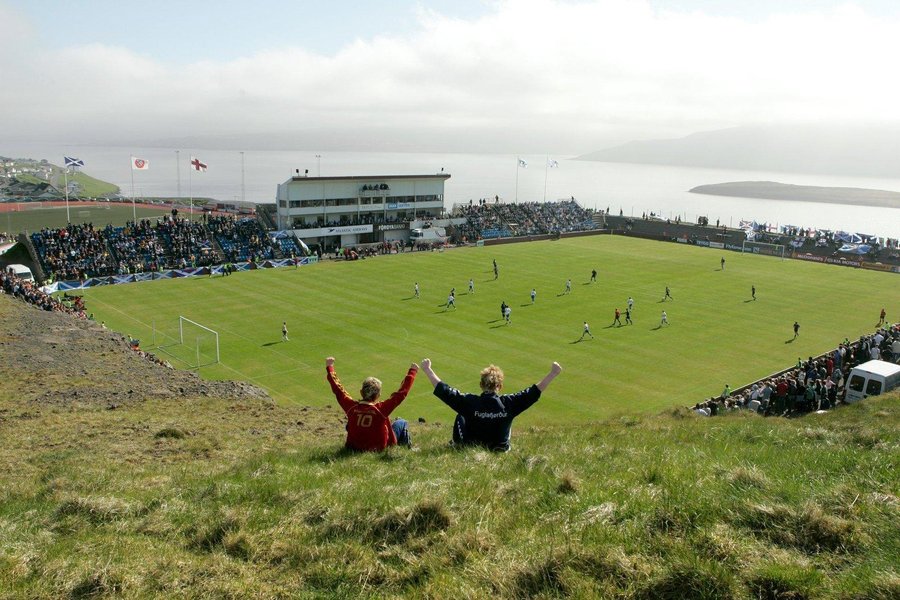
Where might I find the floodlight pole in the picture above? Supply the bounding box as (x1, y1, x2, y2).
(240, 151, 246, 204)
(176, 150, 181, 202)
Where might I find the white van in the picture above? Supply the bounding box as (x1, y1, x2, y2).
(4, 264, 34, 282)
(844, 359, 900, 403)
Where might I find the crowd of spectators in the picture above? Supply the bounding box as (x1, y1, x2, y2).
(451, 199, 596, 243)
(208, 215, 276, 263)
(1, 269, 88, 317)
(30, 214, 278, 281)
(692, 323, 900, 418)
(742, 223, 900, 261)
(31, 223, 117, 280)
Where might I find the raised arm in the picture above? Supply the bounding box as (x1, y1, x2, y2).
(536, 362, 562, 392)
(325, 356, 354, 412)
(379, 363, 420, 415)
(421, 358, 442, 387)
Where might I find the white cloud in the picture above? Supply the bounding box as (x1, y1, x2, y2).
(1, 0, 899, 151)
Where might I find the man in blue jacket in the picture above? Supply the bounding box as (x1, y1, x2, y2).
(420, 358, 562, 452)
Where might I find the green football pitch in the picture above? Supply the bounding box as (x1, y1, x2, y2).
(79, 235, 897, 425)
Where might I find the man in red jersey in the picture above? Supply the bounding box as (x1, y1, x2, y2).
(325, 357, 418, 451)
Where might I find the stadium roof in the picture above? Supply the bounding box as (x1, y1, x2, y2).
(288, 174, 450, 183)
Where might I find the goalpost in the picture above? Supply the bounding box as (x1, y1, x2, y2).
(152, 316, 220, 368)
(741, 240, 786, 260)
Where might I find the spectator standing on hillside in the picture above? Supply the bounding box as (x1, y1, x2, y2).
(325, 357, 418, 451)
(282, 321, 289, 342)
(419, 358, 562, 452)
(793, 321, 800, 339)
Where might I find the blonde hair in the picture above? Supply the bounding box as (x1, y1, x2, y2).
(480, 365, 504, 393)
(360, 377, 382, 402)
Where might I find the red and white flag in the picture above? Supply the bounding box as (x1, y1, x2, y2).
(190, 156, 208, 172)
(131, 156, 150, 170)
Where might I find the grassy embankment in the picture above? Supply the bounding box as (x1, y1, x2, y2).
(0, 382, 896, 598)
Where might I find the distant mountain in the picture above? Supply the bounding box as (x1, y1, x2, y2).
(577, 125, 900, 179)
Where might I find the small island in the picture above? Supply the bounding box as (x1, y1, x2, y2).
(688, 181, 900, 209)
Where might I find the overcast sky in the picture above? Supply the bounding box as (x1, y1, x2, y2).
(2, 0, 899, 153)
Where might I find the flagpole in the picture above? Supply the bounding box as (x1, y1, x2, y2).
(189, 156, 193, 221)
(176, 150, 181, 203)
(543, 154, 549, 203)
(515, 156, 519, 203)
(130, 159, 136, 222)
(64, 167, 71, 223)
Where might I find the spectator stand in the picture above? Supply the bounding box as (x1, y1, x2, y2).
(450, 199, 597, 244)
(208, 215, 277, 263)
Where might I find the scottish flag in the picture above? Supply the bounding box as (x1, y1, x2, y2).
(64, 157, 84, 168)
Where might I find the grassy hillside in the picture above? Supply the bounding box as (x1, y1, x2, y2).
(0, 383, 896, 598)
(82, 236, 898, 423)
(66, 171, 120, 197)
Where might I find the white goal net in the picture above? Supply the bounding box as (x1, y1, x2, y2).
(152, 316, 220, 368)
(741, 240, 786, 260)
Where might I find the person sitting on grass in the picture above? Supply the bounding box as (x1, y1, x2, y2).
(325, 357, 418, 452)
(419, 358, 562, 452)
